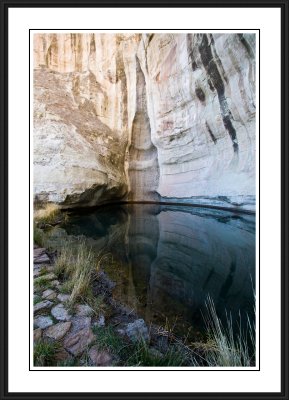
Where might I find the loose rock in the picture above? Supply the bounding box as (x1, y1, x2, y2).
(34, 315, 54, 329)
(64, 328, 94, 357)
(34, 300, 53, 314)
(54, 349, 71, 363)
(33, 266, 42, 278)
(51, 304, 71, 321)
(42, 289, 57, 300)
(33, 328, 42, 342)
(125, 319, 149, 343)
(88, 346, 112, 366)
(63, 316, 94, 356)
(75, 304, 93, 317)
(34, 248, 50, 264)
(44, 321, 72, 340)
(57, 293, 70, 302)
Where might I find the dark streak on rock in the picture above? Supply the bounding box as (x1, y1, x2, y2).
(186, 34, 198, 71)
(195, 87, 206, 103)
(238, 34, 254, 59)
(198, 34, 238, 153)
(207, 78, 215, 92)
(205, 122, 217, 144)
(222, 115, 238, 152)
(147, 34, 154, 45)
(209, 34, 228, 85)
(90, 34, 96, 53)
(192, 61, 198, 71)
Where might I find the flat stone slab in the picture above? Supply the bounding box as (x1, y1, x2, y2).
(75, 304, 93, 317)
(63, 316, 94, 356)
(88, 346, 112, 366)
(64, 327, 95, 357)
(54, 349, 71, 363)
(34, 315, 54, 329)
(51, 304, 71, 321)
(70, 316, 91, 333)
(34, 300, 53, 314)
(33, 267, 42, 278)
(42, 289, 57, 300)
(44, 321, 72, 340)
(34, 248, 50, 264)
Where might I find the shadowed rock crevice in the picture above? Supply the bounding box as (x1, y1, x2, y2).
(128, 58, 160, 201)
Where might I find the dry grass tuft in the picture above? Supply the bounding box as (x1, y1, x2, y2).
(54, 239, 104, 309)
(201, 295, 255, 367)
(34, 203, 60, 225)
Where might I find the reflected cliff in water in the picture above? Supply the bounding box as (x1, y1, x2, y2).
(60, 204, 255, 337)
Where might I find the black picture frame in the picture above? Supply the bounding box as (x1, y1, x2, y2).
(0, 0, 288, 399)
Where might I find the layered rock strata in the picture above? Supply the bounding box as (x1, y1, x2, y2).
(34, 33, 256, 211)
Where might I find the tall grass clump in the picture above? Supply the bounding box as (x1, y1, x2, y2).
(34, 203, 60, 225)
(54, 240, 75, 278)
(54, 239, 98, 306)
(34, 223, 46, 247)
(202, 296, 255, 367)
(127, 340, 186, 367)
(34, 340, 60, 366)
(93, 326, 187, 367)
(69, 242, 95, 304)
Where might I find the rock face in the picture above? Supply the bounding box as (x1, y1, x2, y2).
(34, 33, 255, 211)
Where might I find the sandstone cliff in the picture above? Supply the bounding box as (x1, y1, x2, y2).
(34, 33, 256, 211)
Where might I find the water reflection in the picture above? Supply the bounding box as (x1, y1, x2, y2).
(61, 204, 255, 336)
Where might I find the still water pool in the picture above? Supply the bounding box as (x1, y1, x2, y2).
(59, 204, 256, 339)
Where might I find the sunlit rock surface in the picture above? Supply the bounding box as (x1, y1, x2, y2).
(34, 33, 255, 210)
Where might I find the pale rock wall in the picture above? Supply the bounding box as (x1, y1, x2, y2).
(139, 33, 256, 210)
(33, 33, 135, 206)
(34, 33, 255, 210)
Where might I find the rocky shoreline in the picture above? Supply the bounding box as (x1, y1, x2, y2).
(33, 245, 183, 367)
